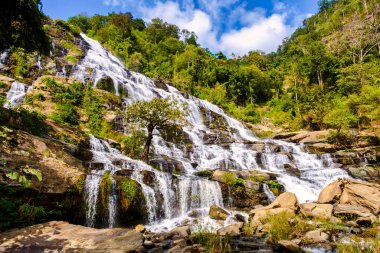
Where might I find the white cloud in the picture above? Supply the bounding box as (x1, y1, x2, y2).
(102, 0, 309, 56)
(219, 13, 294, 55)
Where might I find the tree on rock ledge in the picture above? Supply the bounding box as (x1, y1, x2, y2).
(125, 98, 186, 163)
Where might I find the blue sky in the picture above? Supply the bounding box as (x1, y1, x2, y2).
(41, 0, 319, 55)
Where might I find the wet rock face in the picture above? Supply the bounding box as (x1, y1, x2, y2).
(150, 156, 185, 175)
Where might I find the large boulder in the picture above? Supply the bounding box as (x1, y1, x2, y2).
(250, 208, 296, 227)
(209, 204, 230, 220)
(266, 192, 299, 210)
(303, 229, 329, 244)
(333, 204, 375, 219)
(211, 170, 231, 183)
(318, 181, 343, 204)
(339, 180, 380, 215)
(0, 221, 144, 252)
(217, 222, 243, 236)
(300, 203, 333, 220)
(249, 192, 298, 227)
(278, 240, 304, 253)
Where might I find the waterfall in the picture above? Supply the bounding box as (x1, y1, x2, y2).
(263, 183, 276, 203)
(4, 81, 27, 109)
(72, 33, 350, 207)
(84, 135, 224, 230)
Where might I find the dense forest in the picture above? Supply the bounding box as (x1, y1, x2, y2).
(64, 0, 380, 137)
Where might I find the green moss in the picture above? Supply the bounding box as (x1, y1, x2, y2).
(195, 170, 213, 178)
(267, 180, 283, 196)
(119, 178, 139, 211)
(249, 175, 266, 182)
(221, 171, 237, 186)
(64, 55, 79, 64)
(75, 177, 85, 193)
(100, 171, 112, 208)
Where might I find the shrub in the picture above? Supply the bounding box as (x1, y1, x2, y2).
(221, 172, 237, 186)
(195, 170, 213, 178)
(192, 231, 232, 253)
(260, 212, 314, 243)
(51, 103, 79, 126)
(267, 181, 283, 196)
(83, 87, 104, 135)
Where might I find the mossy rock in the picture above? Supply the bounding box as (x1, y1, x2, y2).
(96, 171, 112, 227)
(116, 177, 146, 226)
(96, 76, 115, 94)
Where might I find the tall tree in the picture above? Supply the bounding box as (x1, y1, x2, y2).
(0, 0, 50, 54)
(124, 98, 186, 163)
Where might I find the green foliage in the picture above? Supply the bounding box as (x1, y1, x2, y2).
(333, 236, 380, 253)
(43, 78, 85, 126)
(323, 99, 358, 133)
(0, 0, 50, 54)
(83, 87, 104, 135)
(6, 166, 42, 188)
(195, 170, 213, 178)
(0, 126, 13, 145)
(267, 181, 283, 196)
(18, 203, 45, 223)
(76, 178, 85, 193)
(220, 172, 237, 186)
(10, 48, 30, 77)
(192, 231, 232, 253)
(120, 130, 145, 159)
(125, 97, 186, 162)
(119, 178, 140, 211)
(100, 171, 112, 207)
(260, 212, 315, 243)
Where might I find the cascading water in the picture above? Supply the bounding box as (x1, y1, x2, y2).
(4, 81, 27, 109)
(72, 33, 350, 211)
(0, 33, 354, 232)
(84, 134, 224, 230)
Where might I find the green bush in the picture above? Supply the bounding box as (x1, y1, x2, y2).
(195, 170, 213, 178)
(221, 172, 237, 186)
(51, 103, 79, 126)
(192, 231, 232, 252)
(120, 130, 145, 159)
(83, 87, 104, 135)
(260, 212, 314, 243)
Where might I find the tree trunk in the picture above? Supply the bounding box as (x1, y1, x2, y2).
(317, 70, 324, 88)
(142, 123, 154, 163)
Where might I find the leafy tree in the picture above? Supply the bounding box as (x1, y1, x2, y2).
(124, 98, 186, 163)
(323, 99, 358, 135)
(0, 0, 50, 54)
